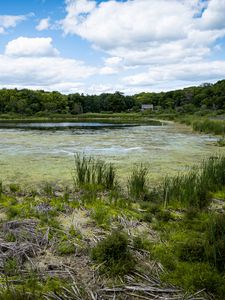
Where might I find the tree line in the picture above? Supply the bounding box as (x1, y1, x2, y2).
(0, 80, 224, 115)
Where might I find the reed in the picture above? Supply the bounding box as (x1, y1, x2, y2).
(73, 153, 117, 190)
(162, 155, 225, 209)
(192, 119, 225, 135)
(127, 164, 148, 200)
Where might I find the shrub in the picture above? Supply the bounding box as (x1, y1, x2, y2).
(91, 231, 135, 275)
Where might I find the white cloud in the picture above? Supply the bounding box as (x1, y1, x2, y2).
(200, 0, 225, 30)
(5, 37, 59, 57)
(58, 0, 225, 94)
(62, 0, 96, 35)
(61, 0, 225, 73)
(36, 17, 50, 31)
(100, 56, 123, 75)
(0, 14, 32, 34)
(0, 37, 96, 93)
(123, 61, 225, 86)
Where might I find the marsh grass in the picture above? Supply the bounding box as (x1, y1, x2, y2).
(178, 116, 225, 136)
(205, 214, 225, 272)
(127, 164, 148, 200)
(73, 153, 117, 190)
(192, 119, 225, 135)
(163, 155, 225, 209)
(0, 181, 2, 199)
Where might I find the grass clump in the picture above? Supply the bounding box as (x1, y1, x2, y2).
(163, 155, 225, 209)
(91, 204, 110, 228)
(73, 153, 117, 190)
(128, 164, 148, 200)
(192, 118, 225, 135)
(163, 262, 225, 297)
(91, 230, 135, 276)
(57, 241, 75, 255)
(9, 183, 20, 193)
(205, 213, 225, 272)
(177, 237, 206, 262)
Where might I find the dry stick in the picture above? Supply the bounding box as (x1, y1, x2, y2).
(125, 292, 154, 299)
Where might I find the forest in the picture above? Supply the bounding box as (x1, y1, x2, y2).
(0, 79, 224, 116)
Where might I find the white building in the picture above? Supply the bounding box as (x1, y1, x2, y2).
(141, 104, 154, 111)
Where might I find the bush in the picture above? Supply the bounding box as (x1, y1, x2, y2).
(91, 231, 135, 275)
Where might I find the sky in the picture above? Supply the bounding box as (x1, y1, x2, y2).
(0, 0, 225, 95)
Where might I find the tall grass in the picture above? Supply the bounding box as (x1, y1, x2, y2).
(192, 119, 225, 135)
(206, 214, 225, 272)
(0, 181, 2, 199)
(73, 153, 117, 189)
(163, 155, 225, 209)
(127, 164, 148, 200)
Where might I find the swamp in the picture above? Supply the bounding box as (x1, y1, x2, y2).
(0, 117, 225, 300)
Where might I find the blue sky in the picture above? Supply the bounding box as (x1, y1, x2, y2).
(0, 0, 225, 94)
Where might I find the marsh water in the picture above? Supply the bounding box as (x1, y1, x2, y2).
(0, 121, 223, 186)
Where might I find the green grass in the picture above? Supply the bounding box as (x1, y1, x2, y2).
(127, 164, 148, 201)
(162, 155, 225, 209)
(0, 153, 225, 299)
(177, 115, 225, 136)
(91, 230, 135, 276)
(73, 153, 117, 190)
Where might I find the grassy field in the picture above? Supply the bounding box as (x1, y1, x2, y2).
(0, 154, 224, 299)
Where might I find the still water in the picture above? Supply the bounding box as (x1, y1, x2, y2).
(0, 122, 222, 186)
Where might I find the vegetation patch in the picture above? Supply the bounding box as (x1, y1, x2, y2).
(91, 230, 135, 275)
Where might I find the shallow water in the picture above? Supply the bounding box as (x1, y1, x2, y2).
(0, 122, 223, 186)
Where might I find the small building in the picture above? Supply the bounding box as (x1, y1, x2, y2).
(141, 104, 154, 111)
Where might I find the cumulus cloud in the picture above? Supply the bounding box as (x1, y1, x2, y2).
(100, 56, 124, 75)
(0, 14, 32, 34)
(5, 37, 59, 57)
(36, 17, 50, 31)
(61, 0, 225, 68)
(200, 0, 225, 30)
(0, 37, 96, 93)
(123, 61, 225, 86)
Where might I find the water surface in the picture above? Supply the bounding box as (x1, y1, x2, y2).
(0, 122, 223, 186)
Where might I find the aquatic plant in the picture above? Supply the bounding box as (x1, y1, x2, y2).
(192, 119, 225, 135)
(162, 155, 225, 209)
(73, 153, 117, 190)
(127, 164, 148, 200)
